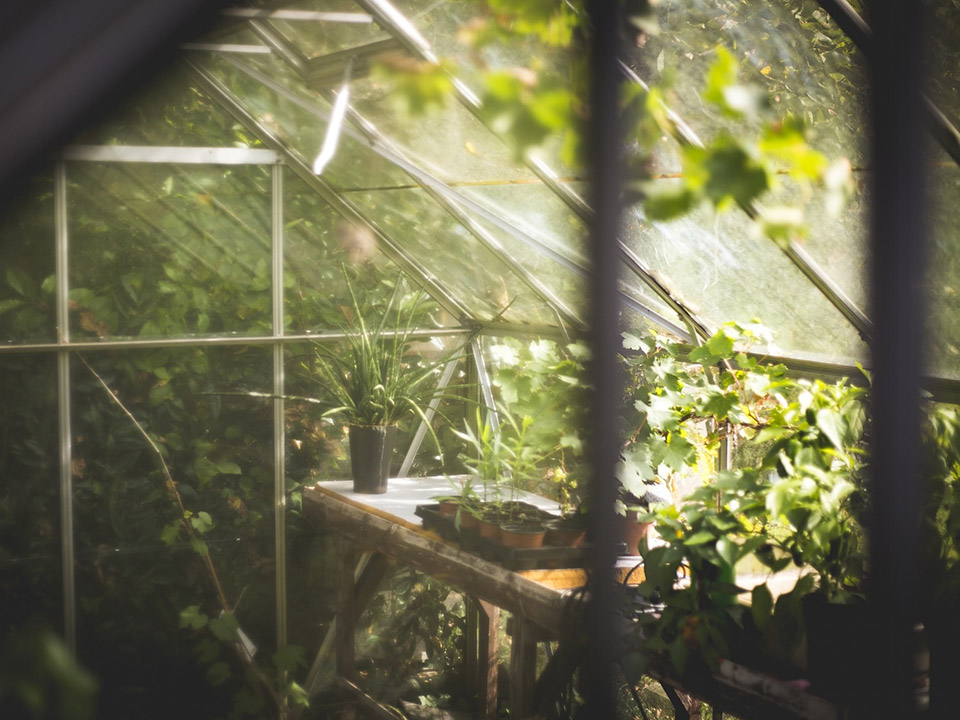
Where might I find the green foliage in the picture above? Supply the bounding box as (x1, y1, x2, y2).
(489, 338, 590, 509)
(306, 270, 462, 434)
(0, 627, 98, 720)
(622, 322, 869, 676)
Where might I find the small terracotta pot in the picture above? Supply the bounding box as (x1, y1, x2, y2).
(459, 511, 479, 531)
(477, 517, 501, 541)
(616, 510, 652, 556)
(437, 500, 458, 519)
(544, 518, 586, 547)
(499, 523, 546, 549)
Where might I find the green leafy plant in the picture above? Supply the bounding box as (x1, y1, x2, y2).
(453, 406, 546, 523)
(307, 270, 460, 434)
(620, 323, 869, 677)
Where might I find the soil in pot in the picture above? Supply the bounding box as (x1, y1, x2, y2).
(500, 523, 546, 549)
(349, 424, 396, 494)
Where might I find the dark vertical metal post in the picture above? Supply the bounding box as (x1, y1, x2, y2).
(867, 0, 927, 716)
(584, 0, 623, 717)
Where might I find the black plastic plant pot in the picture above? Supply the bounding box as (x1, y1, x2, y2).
(348, 424, 397, 494)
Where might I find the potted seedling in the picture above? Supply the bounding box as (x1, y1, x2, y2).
(307, 270, 468, 493)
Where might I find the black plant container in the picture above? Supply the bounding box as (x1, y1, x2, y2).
(348, 424, 397, 494)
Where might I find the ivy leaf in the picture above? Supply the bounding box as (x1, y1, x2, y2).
(209, 613, 240, 643)
(160, 522, 180, 546)
(641, 181, 698, 220)
(190, 511, 214, 534)
(699, 142, 770, 209)
(206, 661, 230, 686)
(622, 331, 651, 353)
(179, 605, 209, 630)
(273, 644, 307, 673)
(689, 330, 736, 365)
(658, 433, 696, 472)
(702, 390, 739, 421)
(815, 408, 845, 449)
(217, 461, 241, 475)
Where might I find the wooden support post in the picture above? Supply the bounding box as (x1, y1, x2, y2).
(510, 617, 537, 718)
(478, 599, 499, 720)
(336, 538, 358, 719)
(465, 597, 479, 704)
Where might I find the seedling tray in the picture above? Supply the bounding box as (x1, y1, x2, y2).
(415, 504, 624, 570)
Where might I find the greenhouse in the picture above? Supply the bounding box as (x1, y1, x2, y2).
(1, 0, 957, 718)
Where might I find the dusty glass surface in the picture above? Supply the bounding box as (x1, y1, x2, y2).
(67, 162, 273, 339)
(352, 187, 557, 325)
(0, 175, 56, 344)
(631, 0, 869, 164)
(926, 161, 960, 378)
(622, 191, 868, 361)
(205, 52, 412, 189)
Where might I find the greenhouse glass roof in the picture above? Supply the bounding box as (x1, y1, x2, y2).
(4, 0, 959, 392)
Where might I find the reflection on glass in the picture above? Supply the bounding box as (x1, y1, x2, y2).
(68, 162, 272, 339)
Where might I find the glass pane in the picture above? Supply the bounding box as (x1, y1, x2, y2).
(461, 182, 691, 331)
(623, 192, 868, 361)
(72, 59, 265, 148)
(927, 0, 960, 130)
(284, 170, 464, 334)
(0, 354, 61, 633)
(352, 187, 559, 325)
(346, 73, 535, 185)
(73, 346, 275, 717)
(0, 175, 56, 344)
(67, 162, 272, 339)
(203, 51, 412, 189)
(265, 4, 389, 59)
(927, 161, 960, 378)
(635, 0, 869, 164)
(774, 173, 870, 320)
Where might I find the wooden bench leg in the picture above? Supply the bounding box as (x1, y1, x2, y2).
(478, 600, 499, 719)
(510, 617, 537, 718)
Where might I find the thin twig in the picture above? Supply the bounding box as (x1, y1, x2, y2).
(77, 354, 287, 711)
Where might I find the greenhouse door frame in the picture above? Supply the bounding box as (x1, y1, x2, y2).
(52, 145, 289, 655)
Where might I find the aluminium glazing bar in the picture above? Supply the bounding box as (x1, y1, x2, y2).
(271, 162, 288, 657)
(55, 160, 76, 654)
(180, 43, 273, 54)
(355, 0, 711, 343)
(219, 50, 689, 338)
(0, 327, 474, 354)
(471, 338, 500, 434)
(184, 60, 474, 326)
(63, 145, 278, 164)
(222, 9, 373, 23)
(616, 60, 873, 342)
(397, 348, 465, 479)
